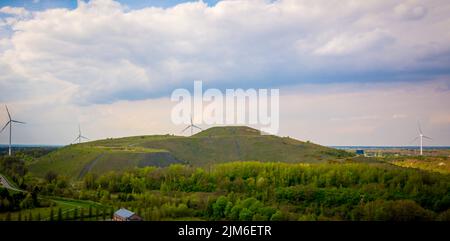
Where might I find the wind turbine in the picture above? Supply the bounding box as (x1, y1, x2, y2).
(73, 124, 89, 144)
(181, 116, 202, 136)
(0, 105, 25, 156)
(410, 122, 432, 156)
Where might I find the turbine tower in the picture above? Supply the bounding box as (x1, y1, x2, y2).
(181, 116, 202, 136)
(411, 122, 432, 156)
(73, 124, 89, 144)
(0, 105, 25, 156)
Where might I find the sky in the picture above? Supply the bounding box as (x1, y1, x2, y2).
(0, 0, 450, 146)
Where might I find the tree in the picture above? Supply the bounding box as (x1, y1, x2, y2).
(212, 196, 229, 220)
(49, 208, 54, 221)
(110, 207, 114, 219)
(238, 208, 253, 221)
(57, 207, 62, 221)
(102, 208, 106, 220)
(45, 171, 58, 183)
(252, 213, 268, 221)
(73, 208, 78, 220)
(83, 173, 97, 190)
(0, 156, 27, 183)
(88, 206, 93, 218)
(270, 211, 284, 221)
(1, 198, 11, 211)
(151, 207, 161, 221)
(65, 210, 70, 220)
(80, 208, 84, 221)
(95, 207, 99, 221)
(20, 193, 35, 209)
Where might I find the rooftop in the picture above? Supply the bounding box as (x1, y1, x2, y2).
(114, 208, 135, 218)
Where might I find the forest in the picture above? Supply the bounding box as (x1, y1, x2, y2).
(2, 154, 449, 221)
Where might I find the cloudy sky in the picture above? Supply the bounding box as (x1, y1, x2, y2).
(0, 0, 450, 146)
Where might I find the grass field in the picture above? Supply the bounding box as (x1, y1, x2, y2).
(389, 156, 450, 174)
(28, 126, 353, 180)
(28, 145, 176, 179)
(0, 196, 109, 221)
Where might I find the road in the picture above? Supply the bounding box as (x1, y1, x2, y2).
(0, 173, 24, 192)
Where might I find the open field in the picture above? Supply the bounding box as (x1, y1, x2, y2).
(338, 146, 450, 174)
(28, 145, 180, 179)
(389, 156, 450, 174)
(0, 196, 109, 221)
(340, 147, 450, 157)
(28, 126, 353, 179)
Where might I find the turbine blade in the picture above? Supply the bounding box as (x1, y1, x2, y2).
(192, 125, 202, 130)
(5, 105, 11, 120)
(0, 121, 10, 133)
(417, 121, 423, 134)
(181, 125, 191, 133)
(423, 136, 432, 140)
(81, 135, 89, 140)
(409, 136, 419, 144)
(73, 136, 80, 143)
(12, 120, 25, 124)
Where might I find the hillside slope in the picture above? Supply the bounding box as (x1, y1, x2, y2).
(28, 126, 353, 179)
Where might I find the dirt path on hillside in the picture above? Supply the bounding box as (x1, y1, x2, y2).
(78, 153, 105, 179)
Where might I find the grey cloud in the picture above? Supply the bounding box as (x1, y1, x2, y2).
(394, 4, 427, 21)
(0, 0, 449, 105)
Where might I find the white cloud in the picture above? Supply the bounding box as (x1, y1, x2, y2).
(0, 7, 30, 17)
(1, 77, 450, 145)
(313, 29, 393, 56)
(0, 0, 449, 105)
(0, 97, 178, 145)
(279, 79, 450, 145)
(394, 3, 427, 21)
(0, 0, 450, 145)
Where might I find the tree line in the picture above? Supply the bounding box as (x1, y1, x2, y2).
(2, 154, 450, 221)
(38, 161, 450, 221)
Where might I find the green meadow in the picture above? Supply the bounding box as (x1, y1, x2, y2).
(28, 126, 352, 180)
(0, 195, 108, 221)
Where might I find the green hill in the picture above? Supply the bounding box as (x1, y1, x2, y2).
(193, 126, 261, 137)
(28, 126, 353, 179)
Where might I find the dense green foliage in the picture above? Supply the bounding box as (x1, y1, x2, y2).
(0, 188, 39, 212)
(0, 146, 57, 159)
(0, 156, 47, 212)
(30, 161, 450, 221)
(0, 156, 27, 187)
(2, 129, 449, 221)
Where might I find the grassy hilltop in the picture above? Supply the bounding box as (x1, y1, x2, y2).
(28, 126, 352, 179)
